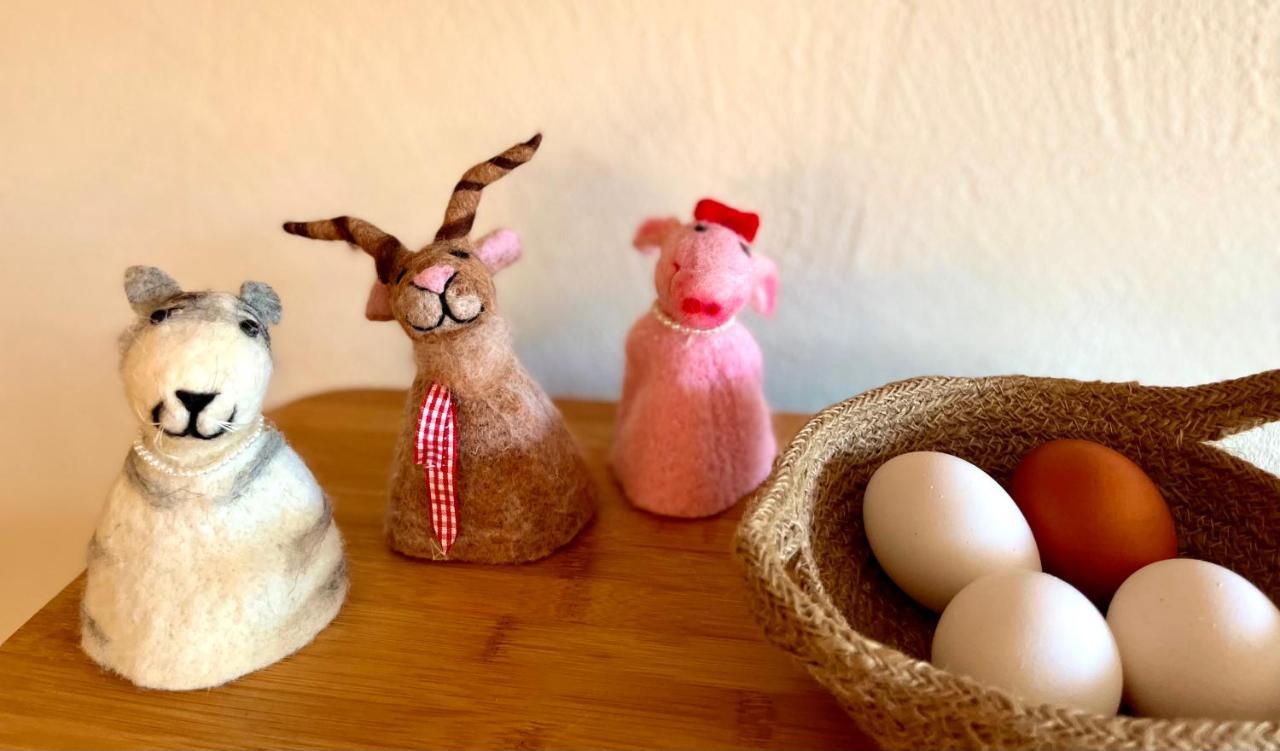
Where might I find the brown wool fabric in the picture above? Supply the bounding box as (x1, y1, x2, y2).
(736, 371, 1280, 751)
(283, 217, 409, 284)
(436, 133, 541, 242)
(283, 134, 595, 564)
(386, 319, 595, 563)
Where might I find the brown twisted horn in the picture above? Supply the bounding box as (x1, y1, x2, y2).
(435, 133, 542, 242)
(282, 216, 408, 283)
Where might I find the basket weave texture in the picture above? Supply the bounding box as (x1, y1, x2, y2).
(736, 372, 1280, 750)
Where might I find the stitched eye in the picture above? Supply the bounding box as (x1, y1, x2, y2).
(395, 268, 408, 284)
(149, 308, 173, 324)
(239, 319, 261, 338)
(739, 241, 751, 256)
(694, 223, 708, 232)
(449, 249, 470, 259)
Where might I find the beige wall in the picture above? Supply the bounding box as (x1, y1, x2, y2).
(3, 0, 1279, 642)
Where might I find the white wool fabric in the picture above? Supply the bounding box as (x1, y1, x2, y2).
(119, 293, 273, 443)
(82, 428, 346, 690)
(85, 273, 346, 691)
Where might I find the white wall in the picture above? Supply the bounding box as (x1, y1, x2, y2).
(3, 0, 1279, 642)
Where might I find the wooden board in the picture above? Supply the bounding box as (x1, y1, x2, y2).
(0, 391, 871, 750)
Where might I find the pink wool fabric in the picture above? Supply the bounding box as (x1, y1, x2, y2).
(610, 204, 780, 517)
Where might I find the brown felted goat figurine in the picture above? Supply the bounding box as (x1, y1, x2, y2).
(283, 134, 595, 563)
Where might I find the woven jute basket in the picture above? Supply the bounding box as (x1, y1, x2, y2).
(736, 371, 1280, 751)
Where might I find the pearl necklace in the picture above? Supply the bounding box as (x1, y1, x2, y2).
(651, 303, 737, 336)
(132, 417, 266, 479)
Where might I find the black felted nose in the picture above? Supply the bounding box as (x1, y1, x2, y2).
(175, 390, 217, 417)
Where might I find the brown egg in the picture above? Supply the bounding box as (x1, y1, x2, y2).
(1009, 439, 1177, 603)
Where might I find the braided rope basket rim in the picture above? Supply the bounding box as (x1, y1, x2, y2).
(735, 371, 1280, 751)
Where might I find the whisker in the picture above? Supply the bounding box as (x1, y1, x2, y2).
(209, 353, 223, 394)
(151, 425, 185, 463)
(132, 404, 158, 428)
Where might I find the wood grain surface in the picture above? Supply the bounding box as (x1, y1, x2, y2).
(0, 391, 871, 750)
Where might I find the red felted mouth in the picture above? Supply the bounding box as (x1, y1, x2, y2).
(677, 297, 732, 327)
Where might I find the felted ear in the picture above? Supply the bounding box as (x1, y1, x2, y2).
(124, 266, 182, 314)
(365, 281, 394, 321)
(239, 281, 283, 326)
(751, 254, 779, 316)
(475, 228, 522, 273)
(632, 217, 680, 254)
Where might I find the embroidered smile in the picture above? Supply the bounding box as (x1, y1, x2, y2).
(152, 401, 236, 440)
(406, 274, 484, 333)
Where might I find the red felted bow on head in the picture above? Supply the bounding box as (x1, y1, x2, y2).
(694, 198, 760, 243)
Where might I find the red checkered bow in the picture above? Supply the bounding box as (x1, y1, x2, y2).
(415, 384, 458, 555)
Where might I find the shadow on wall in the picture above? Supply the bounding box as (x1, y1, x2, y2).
(504, 148, 665, 401)
(735, 157, 1179, 411)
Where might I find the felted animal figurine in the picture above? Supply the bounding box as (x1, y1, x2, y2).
(81, 266, 347, 691)
(611, 199, 780, 517)
(282, 134, 595, 564)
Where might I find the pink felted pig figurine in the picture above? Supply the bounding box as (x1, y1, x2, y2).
(610, 198, 780, 518)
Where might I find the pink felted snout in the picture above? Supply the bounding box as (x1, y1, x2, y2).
(639, 222, 778, 329)
(412, 264, 456, 294)
(669, 266, 744, 328)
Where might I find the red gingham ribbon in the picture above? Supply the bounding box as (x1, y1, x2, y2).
(415, 384, 458, 555)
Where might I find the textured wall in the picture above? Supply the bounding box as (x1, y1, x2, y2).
(2, 0, 1279, 641)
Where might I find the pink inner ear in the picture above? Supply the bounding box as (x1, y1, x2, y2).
(365, 281, 393, 321)
(751, 255, 779, 316)
(632, 217, 680, 254)
(475, 229, 522, 273)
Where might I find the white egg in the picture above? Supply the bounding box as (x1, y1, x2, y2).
(863, 451, 1041, 611)
(1107, 558, 1280, 720)
(933, 570, 1123, 716)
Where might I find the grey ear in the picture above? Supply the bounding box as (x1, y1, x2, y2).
(124, 266, 181, 314)
(239, 281, 282, 326)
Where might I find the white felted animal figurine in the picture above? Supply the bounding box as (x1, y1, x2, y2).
(80, 266, 347, 691)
